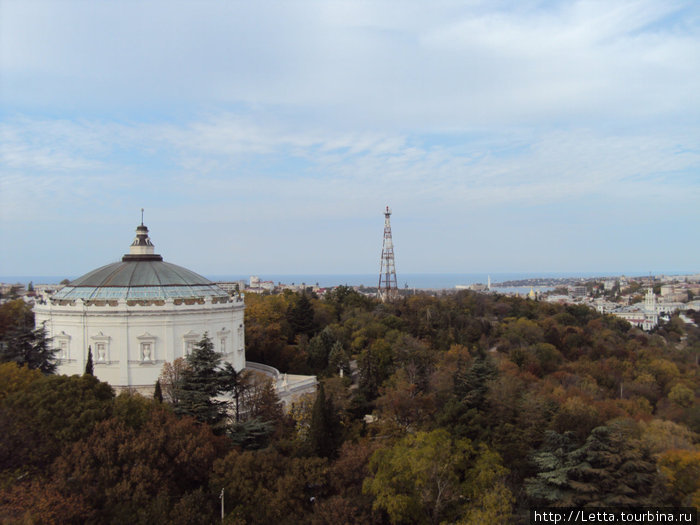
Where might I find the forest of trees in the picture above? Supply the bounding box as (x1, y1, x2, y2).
(0, 289, 699, 524)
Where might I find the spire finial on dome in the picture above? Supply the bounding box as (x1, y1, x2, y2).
(122, 216, 163, 261)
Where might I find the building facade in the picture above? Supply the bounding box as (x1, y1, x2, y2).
(611, 288, 658, 331)
(34, 223, 245, 391)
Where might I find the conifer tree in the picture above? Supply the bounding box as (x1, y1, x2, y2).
(1, 324, 58, 374)
(153, 379, 163, 403)
(327, 340, 350, 376)
(526, 424, 658, 506)
(309, 382, 341, 458)
(220, 362, 247, 422)
(306, 327, 336, 372)
(85, 346, 94, 376)
(175, 333, 227, 431)
(456, 351, 496, 409)
(287, 293, 315, 339)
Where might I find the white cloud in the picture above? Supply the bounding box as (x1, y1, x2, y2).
(2, 114, 697, 218)
(2, 1, 698, 129)
(1, 1, 698, 274)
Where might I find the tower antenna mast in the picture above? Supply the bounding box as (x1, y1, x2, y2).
(378, 206, 398, 302)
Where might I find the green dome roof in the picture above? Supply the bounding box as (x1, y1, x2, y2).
(53, 223, 229, 301)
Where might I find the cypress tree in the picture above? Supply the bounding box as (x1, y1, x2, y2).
(85, 345, 94, 376)
(153, 379, 163, 403)
(309, 382, 341, 458)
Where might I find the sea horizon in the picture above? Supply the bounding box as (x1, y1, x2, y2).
(2, 271, 697, 290)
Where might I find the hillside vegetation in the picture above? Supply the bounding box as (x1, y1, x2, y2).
(1, 290, 698, 524)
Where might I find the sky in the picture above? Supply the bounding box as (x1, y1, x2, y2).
(1, 0, 698, 278)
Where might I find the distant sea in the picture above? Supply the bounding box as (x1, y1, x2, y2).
(3, 272, 666, 290)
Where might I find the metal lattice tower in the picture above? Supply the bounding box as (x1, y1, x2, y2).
(378, 206, 398, 302)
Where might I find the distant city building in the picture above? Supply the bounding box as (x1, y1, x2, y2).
(544, 294, 570, 304)
(569, 285, 587, 298)
(246, 275, 275, 293)
(0, 283, 22, 298)
(456, 283, 487, 291)
(215, 281, 246, 294)
(592, 298, 619, 314)
(611, 288, 658, 331)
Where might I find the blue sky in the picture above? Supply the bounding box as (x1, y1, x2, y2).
(1, 0, 698, 277)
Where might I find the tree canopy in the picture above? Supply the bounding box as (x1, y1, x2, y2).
(1, 288, 699, 522)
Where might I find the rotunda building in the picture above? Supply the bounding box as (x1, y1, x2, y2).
(34, 222, 245, 391)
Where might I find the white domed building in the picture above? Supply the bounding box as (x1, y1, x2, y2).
(34, 222, 245, 391)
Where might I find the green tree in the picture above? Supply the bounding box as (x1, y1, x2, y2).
(437, 352, 496, 442)
(668, 383, 694, 407)
(220, 363, 248, 422)
(525, 430, 580, 505)
(568, 424, 657, 506)
(307, 327, 336, 372)
(309, 382, 342, 458)
(0, 373, 114, 473)
(392, 335, 434, 393)
(455, 351, 496, 409)
(243, 374, 284, 423)
(327, 340, 350, 376)
(153, 379, 163, 403)
(0, 299, 33, 339)
(526, 423, 658, 507)
(0, 323, 58, 374)
(364, 429, 511, 525)
(44, 405, 223, 525)
(287, 292, 316, 339)
(175, 333, 227, 431)
(211, 447, 328, 525)
(0, 362, 42, 402)
(85, 345, 94, 376)
(228, 418, 276, 450)
(358, 338, 394, 401)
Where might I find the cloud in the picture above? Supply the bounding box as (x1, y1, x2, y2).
(2, 114, 697, 221)
(1, 1, 698, 274)
(2, 1, 698, 129)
